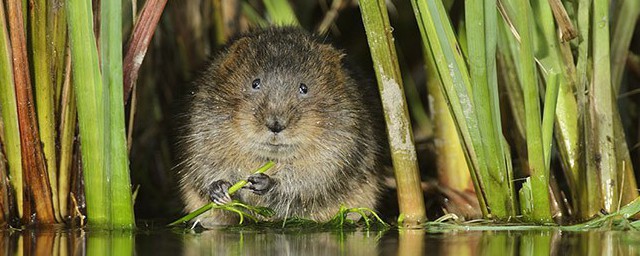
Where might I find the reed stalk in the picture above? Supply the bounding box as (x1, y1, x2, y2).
(48, 0, 69, 221)
(67, 0, 109, 228)
(576, 0, 601, 219)
(542, 74, 559, 170)
(611, 0, 640, 206)
(7, 0, 56, 225)
(30, 0, 62, 222)
(0, 1, 23, 218)
(50, 0, 68, 113)
(411, 0, 517, 219)
(465, 0, 506, 196)
(465, 0, 515, 217)
(590, 0, 618, 213)
(212, 0, 226, 45)
(359, 0, 426, 226)
(57, 52, 75, 220)
(123, 0, 168, 102)
(101, 0, 135, 229)
(527, 0, 580, 211)
(421, 1, 471, 193)
(611, 0, 640, 91)
(514, 0, 552, 222)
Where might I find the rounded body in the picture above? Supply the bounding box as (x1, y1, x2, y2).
(176, 27, 386, 227)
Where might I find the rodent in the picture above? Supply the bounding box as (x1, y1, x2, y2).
(176, 27, 387, 227)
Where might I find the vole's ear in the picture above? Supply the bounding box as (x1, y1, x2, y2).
(219, 37, 251, 70)
(318, 43, 346, 66)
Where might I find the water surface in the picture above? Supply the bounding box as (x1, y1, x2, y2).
(2, 226, 639, 255)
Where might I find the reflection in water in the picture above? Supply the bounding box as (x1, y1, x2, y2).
(181, 229, 382, 255)
(1, 227, 640, 255)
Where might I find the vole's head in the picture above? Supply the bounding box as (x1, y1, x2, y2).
(195, 28, 365, 161)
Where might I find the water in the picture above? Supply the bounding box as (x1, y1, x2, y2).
(2, 226, 640, 255)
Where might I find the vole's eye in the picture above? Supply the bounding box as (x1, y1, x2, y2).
(299, 83, 308, 95)
(251, 79, 261, 90)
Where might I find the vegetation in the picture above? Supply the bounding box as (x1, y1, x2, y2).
(0, 0, 165, 228)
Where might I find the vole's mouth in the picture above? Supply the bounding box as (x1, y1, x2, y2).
(249, 133, 297, 158)
(262, 142, 293, 148)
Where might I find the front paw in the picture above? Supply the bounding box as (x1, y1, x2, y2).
(207, 180, 232, 205)
(243, 173, 274, 195)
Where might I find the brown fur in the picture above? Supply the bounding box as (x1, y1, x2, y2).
(176, 27, 386, 227)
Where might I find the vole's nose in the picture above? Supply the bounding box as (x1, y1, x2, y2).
(266, 119, 286, 133)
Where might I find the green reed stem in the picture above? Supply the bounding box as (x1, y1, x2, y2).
(101, 0, 135, 229)
(67, 0, 108, 228)
(466, 0, 515, 218)
(541, 74, 559, 170)
(514, 0, 552, 222)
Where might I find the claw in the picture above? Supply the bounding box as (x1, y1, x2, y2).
(243, 173, 274, 195)
(207, 180, 232, 205)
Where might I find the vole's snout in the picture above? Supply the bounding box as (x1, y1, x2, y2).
(266, 116, 287, 133)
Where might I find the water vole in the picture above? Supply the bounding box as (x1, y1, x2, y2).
(176, 27, 386, 227)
